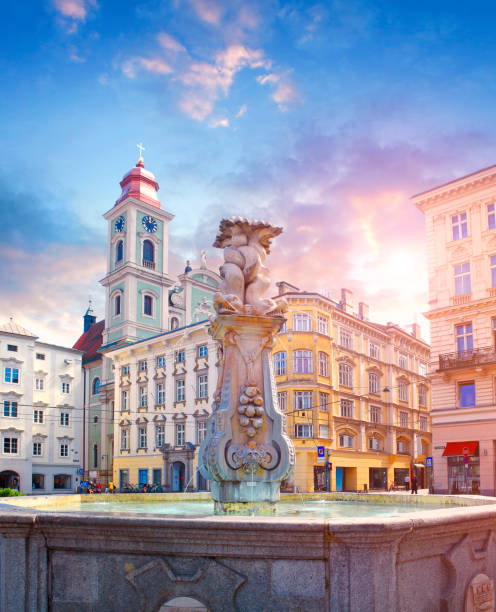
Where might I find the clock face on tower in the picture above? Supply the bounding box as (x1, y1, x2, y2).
(142, 215, 158, 233)
(114, 215, 125, 233)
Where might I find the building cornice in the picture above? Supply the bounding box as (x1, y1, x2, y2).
(424, 294, 496, 319)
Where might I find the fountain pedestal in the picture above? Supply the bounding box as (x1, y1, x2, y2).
(199, 217, 295, 515)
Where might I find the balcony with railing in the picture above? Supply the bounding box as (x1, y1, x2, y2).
(451, 293, 471, 306)
(438, 346, 496, 371)
(142, 258, 155, 270)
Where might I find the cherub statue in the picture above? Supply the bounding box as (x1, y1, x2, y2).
(212, 217, 286, 316)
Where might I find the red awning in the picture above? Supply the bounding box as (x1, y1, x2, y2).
(442, 441, 478, 457)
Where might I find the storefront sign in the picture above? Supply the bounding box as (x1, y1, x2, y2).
(426, 457, 433, 467)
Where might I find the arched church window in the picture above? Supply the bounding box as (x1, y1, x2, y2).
(114, 294, 121, 316)
(171, 317, 179, 330)
(116, 240, 123, 263)
(93, 444, 98, 469)
(144, 295, 153, 316)
(143, 240, 154, 268)
(92, 377, 100, 395)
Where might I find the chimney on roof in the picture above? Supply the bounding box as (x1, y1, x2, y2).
(340, 288, 354, 314)
(411, 322, 422, 339)
(276, 281, 300, 296)
(358, 302, 369, 320)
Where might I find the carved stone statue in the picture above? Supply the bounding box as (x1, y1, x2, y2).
(200, 249, 207, 270)
(200, 217, 294, 514)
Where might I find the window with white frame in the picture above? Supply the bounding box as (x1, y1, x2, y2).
(121, 365, 130, 376)
(196, 421, 207, 445)
(293, 350, 313, 374)
(456, 323, 473, 354)
(489, 203, 496, 230)
(60, 412, 70, 426)
(197, 374, 208, 399)
(143, 294, 153, 317)
(398, 352, 408, 369)
(61, 382, 70, 393)
(294, 390, 312, 411)
(35, 377, 44, 391)
(491, 255, 496, 288)
(138, 426, 147, 449)
(397, 439, 408, 454)
(370, 405, 381, 423)
(452, 212, 468, 240)
(340, 398, 354, 418)
(399, 411, 409, 428)
(4, 437, 18, 454)
(59, 444, 68, 457)
(33, 442, 42, 456)
(120, 428, 129, 450)
(319, 392, 329, 412)
(317, 315, 329, 335)
(294, 423, 313, 438)
(197, 344, 208, 358)
(138, 359, 147, 372)
(175, 349, 185, 363)
(368, 435, 383, 450)
(156, 383, 165, 405)
(114, 294, 121, 316)
(175, 379, 185, 402)
(339, 433, 354, 448)
(318, 352, 329, 377)
(156, 355, 166, 368)
(33, 409, 43, 423)
(339, 329, 353, 349)
(175, 423, 185, 446)
(320, 425, 330, 439)
(121, 390, 128, 411)
(293, 313, 311, 331)
(3, 401, 18, 417)
(398, 380, 409, 402)
(368, 372, 380, 394)
(277, 391, 287, 412)
(418, 385, 427, 407)
(454, 262, 471, 296)
(139, 386, 147, 407)
(419, 416, 428, 431)
(369, 342, 380, 359)
(338, 362, 353, 387)
(419, 361, 427, 376)
(92, 377, 100, 395)
(4, 367, 19, 384)
(274, 351, 287, 376)
(156, 425, 165, 448)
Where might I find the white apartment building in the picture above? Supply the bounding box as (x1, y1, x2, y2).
(0, 319, 83, 494)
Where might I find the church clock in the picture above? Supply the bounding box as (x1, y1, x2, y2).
(114, 215, 125, 232)
(142, 215, 158, 233)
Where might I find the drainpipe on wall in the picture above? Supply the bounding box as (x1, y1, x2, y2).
(82, 367, 86, 477)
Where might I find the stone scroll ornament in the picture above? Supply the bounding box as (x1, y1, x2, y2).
(199, 217, 295, 514)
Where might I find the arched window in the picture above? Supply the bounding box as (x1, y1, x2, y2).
(144, 295, 153, 316)
(143, 240, 154, 268)
(397, 438, 409, 454)
(116, 240, 123, 263)
(92, 377, 100, 395)
(338, 362, 353, 387)
(274, 352, 287, 376)
(368, 435, 383, 451)
(114, 294, 121, 316)
(93, 444, 98, 468)
(368, 372, 380, 394)
(318, 352, 329, 377)
(338, 431, 355, 448)
(171, 317, 179, 330)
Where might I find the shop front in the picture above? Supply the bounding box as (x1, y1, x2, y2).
(369, 467, 387, 490)
(442, 441, 480, 494)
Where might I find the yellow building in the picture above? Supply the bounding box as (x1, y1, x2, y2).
(274, 282, 432, 492)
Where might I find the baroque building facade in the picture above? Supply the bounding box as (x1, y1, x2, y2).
(73, 155, 220, 488)
(273, 283, 431, 492)
(413, 164, 496, 495)
(0, 319, 83, 494)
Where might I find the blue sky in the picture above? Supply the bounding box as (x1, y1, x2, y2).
(2, 0, 496, 345)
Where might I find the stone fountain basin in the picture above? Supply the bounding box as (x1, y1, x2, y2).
(1, 492, 496, 611)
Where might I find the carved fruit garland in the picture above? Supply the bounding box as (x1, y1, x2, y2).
(238, 385, 264, 438)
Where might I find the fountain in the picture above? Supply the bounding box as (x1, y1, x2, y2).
(199, 217, 295, 514)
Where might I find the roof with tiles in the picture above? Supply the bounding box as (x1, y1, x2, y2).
(73, 320, 105, 364)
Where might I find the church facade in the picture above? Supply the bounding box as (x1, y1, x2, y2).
(74, 155, 220, 489)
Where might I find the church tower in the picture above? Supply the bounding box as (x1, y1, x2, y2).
(100, 153, 175, 345)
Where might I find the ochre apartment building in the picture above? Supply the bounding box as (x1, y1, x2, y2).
(273, 282, 431, 493)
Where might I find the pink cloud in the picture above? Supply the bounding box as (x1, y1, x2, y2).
(188, 0, 223, 25)
(157, 32, 186, 54)
(122, 57, 172, 79)
(208, 117, 229, 128)
(53, 0, 97, 31)
(257, 72, 300, 111)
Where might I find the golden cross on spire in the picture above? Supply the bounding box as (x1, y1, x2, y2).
(137, 143, 145, 160)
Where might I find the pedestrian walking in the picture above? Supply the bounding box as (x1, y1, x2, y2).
(411, 475, 418, 495)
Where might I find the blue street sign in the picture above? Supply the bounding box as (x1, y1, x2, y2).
(425, 457, 433, 467)
(317, 446, 325, 458)
(78, 468, 84, 475)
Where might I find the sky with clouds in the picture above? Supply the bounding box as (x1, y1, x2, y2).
(2, 0, 496, 346)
